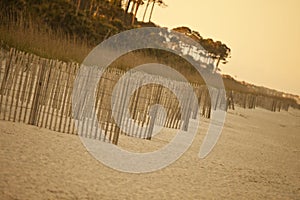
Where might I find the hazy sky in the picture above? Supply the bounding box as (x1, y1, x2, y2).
(137, 0, 300, 95)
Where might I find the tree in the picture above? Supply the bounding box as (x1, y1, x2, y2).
(124, 0, 133, 13)
(131, 0, 143, 25)
(172, 26, 192, 35)
(142, 0, 151, 22)
(172, 26, 231, 73)
(123, 0, 166, 24)
(148, 0, 166, 22)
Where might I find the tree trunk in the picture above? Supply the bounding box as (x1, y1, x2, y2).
(130, 1, 136, 13)
(132, 0, 142, 25)
(214, 56, 221, 72)
(142, 0, 151, 22)
(125, 0, 132, 13)
(148, 1, 155, 22)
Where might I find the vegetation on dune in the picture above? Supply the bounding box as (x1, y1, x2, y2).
(1, 0, 131, 45)
(0, 0, 230, 66)
(0, 8, 91, 62)
(0, 0, 163, 61)
(0, 0, 298, 103)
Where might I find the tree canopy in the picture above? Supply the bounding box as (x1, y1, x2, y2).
(173, 26, 231, 72)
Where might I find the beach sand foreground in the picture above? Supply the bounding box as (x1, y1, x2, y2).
(1, 107, 300, 199)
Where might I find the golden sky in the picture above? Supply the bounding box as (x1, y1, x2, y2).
(137, 0, 300, 95)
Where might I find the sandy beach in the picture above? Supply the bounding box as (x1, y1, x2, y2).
(1, 106, 300, 199)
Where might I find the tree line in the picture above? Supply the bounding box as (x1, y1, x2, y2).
(1, 0, 231, 72)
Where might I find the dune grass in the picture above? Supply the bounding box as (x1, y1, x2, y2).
(0, 11, 91, 63)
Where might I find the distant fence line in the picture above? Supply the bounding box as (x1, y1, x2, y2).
(228, 90, 293, 112)
(0, 48, 294, 144)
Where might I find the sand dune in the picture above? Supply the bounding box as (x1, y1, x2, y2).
(1, 107, 300, 199)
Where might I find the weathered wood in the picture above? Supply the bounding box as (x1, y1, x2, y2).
(49, 61, 63, 130)
(59, 62, 72, 132)
(1, 47, 297, 148)
(29, 58, 47, 125)
(23, 54, 38, 123)
(36, 59, 51, 127)
(9, 51, 22, 121)
(13, 52, 27, 122)
(39, 60, 53, 128)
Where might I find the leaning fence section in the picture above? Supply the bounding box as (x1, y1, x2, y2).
(0, 48, 296, 145)
(0, 48, 78, 135)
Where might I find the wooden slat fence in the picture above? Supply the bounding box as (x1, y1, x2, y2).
(0, 48, 215, 144)
(1, 48, 294, 145)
